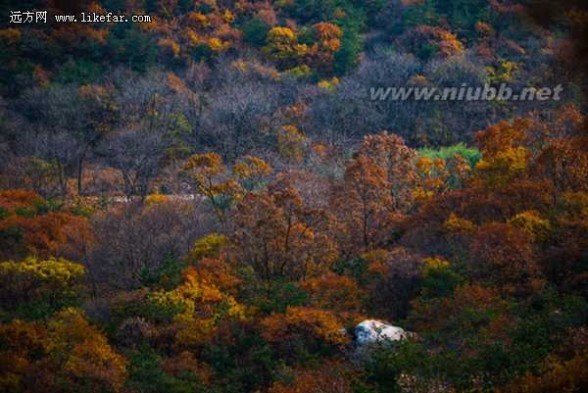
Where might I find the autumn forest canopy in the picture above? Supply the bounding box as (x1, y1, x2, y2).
(0, 0, 588, 392)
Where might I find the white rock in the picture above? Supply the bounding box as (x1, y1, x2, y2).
(354, 319, 407, 345)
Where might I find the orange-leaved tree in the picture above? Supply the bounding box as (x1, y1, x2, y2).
(0, 308, 127, 393)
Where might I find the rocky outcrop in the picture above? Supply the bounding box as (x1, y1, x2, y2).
(354, 319, 408, 345)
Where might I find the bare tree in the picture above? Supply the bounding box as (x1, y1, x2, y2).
(205, 80, 280, 160)
(17, 85, 85, 195)
(103, 128, 169, 198)
(101, 73, 176, 198)
(88, 200, 213, 289)
(12, 84, 118, 195)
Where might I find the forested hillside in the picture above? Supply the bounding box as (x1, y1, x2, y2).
(1, 1, 587, 392)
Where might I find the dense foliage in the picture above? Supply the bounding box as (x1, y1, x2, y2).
(1, 0, 587, 392)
